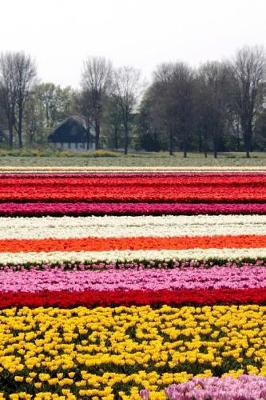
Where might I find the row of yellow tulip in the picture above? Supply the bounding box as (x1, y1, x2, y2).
(0, 305, 265, 399)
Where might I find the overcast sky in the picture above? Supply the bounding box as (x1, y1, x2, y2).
(1, 0, 265, 88)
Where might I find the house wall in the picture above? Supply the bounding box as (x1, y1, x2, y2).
(54, 142, 95, 152)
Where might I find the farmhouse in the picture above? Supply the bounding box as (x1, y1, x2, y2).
(48, 116, 95, 151)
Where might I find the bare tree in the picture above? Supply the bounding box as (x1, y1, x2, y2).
(231, 46, 266, 157)
(197, 61, 231, 158)
(0, 53, 17, 147)
(112, 66, 141, 154)
(171, 63, 195, 158)
(81, 57, 112, 149)
(152, 62, 195, 157)
(138, 87, 163, 152)
(0, 52, 36, 148)
(104, 95, 123, 150)
(75, 89, 94, 151)
(14, 53, 37, 147)
(36, 83, 76, 128)
(153, 63, 176, 155)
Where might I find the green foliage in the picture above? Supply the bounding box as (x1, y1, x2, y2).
(0, 148, 121, 158)
(57, 149, 120, 158)
(55, 150, 77, 157)
(91, 150, 120, 157)
(0, 148, 54, 157)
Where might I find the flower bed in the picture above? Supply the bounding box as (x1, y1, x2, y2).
(0, 214, 266, 239)
(1, 265, 265, 292)
(0, 306, 265, 399)
(0, 172, 266, 203)
(0, 168, 265, 399)
(141, 375, 266, 400)
(0, 288, 266, 308)
(0, 202, 266, 216)
(0, 186, 265, 202)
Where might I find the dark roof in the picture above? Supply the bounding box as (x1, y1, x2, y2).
(48, 116, 93, 143)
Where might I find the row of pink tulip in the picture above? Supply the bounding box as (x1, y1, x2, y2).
(140, 375, 266, 400)
(1, 265, 265, 292)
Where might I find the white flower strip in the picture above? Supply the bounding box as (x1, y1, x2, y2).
(0, 248, 265, 264)
(2, 215, 266, 239)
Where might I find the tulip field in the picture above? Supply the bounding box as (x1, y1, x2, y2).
(0, 166, 266, 400)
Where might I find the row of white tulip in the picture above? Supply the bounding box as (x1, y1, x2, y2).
(0, 248, 265, 264)
(0, 215, 266, 239)
(1, 215, 265, 239)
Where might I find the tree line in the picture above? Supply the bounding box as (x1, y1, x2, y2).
(0, 45, 265, 157)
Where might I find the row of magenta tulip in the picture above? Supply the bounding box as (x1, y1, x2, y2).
(0, 202, 265, 216)
(0, 265, 265, 292)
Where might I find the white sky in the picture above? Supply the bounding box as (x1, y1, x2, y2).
(1, 0, 265, 88)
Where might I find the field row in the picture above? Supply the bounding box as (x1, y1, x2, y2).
(0, 288, 266, 308)
(1, 202, 266, 216)
(0, 265, 265, 291)
(0, 305, 264, 399)
(0, 248, 265, 265)
(0, 187, 265, 202)
(1, 173, 266, 185)
(0, 173, 265, 204)
(0, 215, 265, 239)
(0, 235, 265, 253)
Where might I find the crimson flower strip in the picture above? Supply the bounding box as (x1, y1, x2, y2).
(1, 266, 265, 292)
(0, 173, 266, 203)
(1, 202, 266, 216)
(1, 172, 266, 186)
(0, 235, 265, 253)
(0, 288, 265, 308)
(0, 185, 265, 203)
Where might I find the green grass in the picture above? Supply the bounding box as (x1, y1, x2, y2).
(0, 151, 266, 167)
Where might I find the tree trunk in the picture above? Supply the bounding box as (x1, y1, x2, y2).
(242, 119, 253, 158)
(114, 126, 119, 150)
(86, 127, 91, 151)
(198, 131, 202, 153)
(8, 123, 13, 148)
(244, 134, 251, 158)
(169, 129, 174, 156)
(95, 120, 100, 150)
(124, 123, 129, 155)
(245, 135, 251, 158)
(203, 133, 208, 158)
(18, 135, 23, 148)
(183, 134, 188, 158)
(236, 132, 241, 152)
(18, 105, 23, 148)
(213, 142, 218, 157)
(213, 133, 217, 158)
(29, 130, 34, 146)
